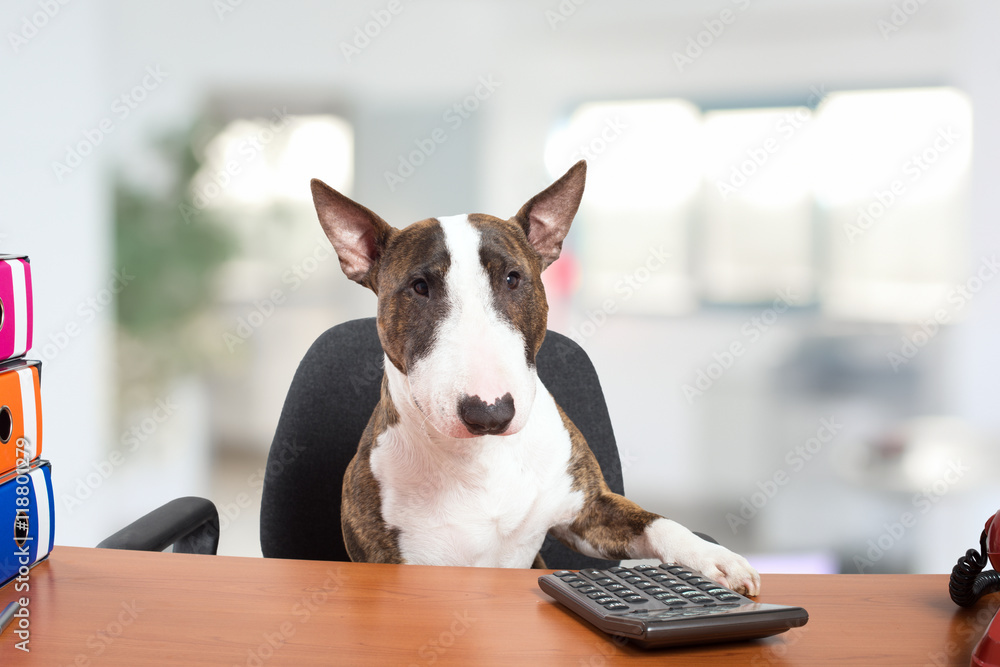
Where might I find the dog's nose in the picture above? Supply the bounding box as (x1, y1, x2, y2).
(458, 393, 515, 436)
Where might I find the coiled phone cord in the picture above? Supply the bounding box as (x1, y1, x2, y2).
(950, 529, 1000, 607)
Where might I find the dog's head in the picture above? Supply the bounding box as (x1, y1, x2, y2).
(310, 161, 586, 439)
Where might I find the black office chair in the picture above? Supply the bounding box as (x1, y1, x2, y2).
(100, 317, 626, 570)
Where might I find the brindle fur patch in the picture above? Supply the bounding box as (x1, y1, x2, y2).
(555, 405, 661, 560)
(341, 376, 403, 563)
(374, 219, 451, 374)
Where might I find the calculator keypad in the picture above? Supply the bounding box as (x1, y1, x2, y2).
(553, 564, 749, 615)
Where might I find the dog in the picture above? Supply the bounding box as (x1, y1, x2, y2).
(309, 160, 760, 596)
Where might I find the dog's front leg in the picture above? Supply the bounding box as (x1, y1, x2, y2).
(552, 491, 760, 596)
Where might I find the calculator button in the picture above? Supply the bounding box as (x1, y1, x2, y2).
(633, 581, 656, 590)
(671, 585, 695, 592)
(580, 569, 604, 580)
(587, 591, 607, 599)
(674, 571, 695, 580)
(697, 582, 720, 591)
(608, 567, 627, 574)
(689, 596, 713, 604)
(623, 576, 643, 584)
(577, 586, 598, 594)
(595, 578, 615, 586)
(615, 589, 637, 597)
(634, 565, 657, 572)
(716, 593, 742, 601)
(622, 595, 647, 603)
(604, 603, 629, 611)
(680, 590, 703, 598)
(644, 587, 667, 595)
(605, 584, 626, 592)
(554, 571, 574, 578)
(661, 565, 685, 573)
(568, 580, 590, 588)
(649, 574, 672, 582)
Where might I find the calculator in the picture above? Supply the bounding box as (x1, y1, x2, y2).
(538, 563, 808, 648)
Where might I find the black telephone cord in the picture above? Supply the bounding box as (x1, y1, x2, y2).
(950, 529, 1000, 607)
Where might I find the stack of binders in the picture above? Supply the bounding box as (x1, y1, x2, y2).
(0, 255, 54, 589)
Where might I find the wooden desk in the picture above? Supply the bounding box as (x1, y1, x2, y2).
(1, 546, 996, 666)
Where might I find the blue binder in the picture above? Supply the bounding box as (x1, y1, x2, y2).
(0, 459, 54, 589)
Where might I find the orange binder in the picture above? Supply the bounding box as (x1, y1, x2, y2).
(0, 358, 42, 475)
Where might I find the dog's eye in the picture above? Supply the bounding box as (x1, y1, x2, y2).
(412, 279, 429, 296)
(505, 272, 520, 290)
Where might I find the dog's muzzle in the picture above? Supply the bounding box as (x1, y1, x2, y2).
(457, 393, 515, 436)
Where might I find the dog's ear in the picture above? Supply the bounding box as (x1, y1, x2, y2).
(513, 160, 586, 270)
(311, 179, 397, 291)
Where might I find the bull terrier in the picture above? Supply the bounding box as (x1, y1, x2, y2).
(310, 160, 761, 595)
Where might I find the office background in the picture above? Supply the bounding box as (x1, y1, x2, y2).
(3, 0, 998, 574)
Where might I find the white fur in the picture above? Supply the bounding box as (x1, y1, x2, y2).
(635, 518, 761, 596)
(405, 214, 536, 439)
(372, 371, 584, 567)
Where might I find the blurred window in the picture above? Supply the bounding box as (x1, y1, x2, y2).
(545, 88, 973, 322)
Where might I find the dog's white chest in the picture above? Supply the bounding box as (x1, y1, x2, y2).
(369, 382, 584, 567)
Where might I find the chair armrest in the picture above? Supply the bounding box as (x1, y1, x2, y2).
(97, 496, 220, 555)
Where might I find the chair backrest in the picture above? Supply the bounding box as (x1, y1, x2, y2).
(260, 317, 623, 569)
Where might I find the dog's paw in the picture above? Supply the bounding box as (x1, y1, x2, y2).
(645, 519, 761, 596)
(681, 542, 761, 597)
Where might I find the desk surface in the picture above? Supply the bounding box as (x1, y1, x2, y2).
(2, 546, 996, 666)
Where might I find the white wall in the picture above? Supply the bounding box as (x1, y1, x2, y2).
(2, 1, 113, 547)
